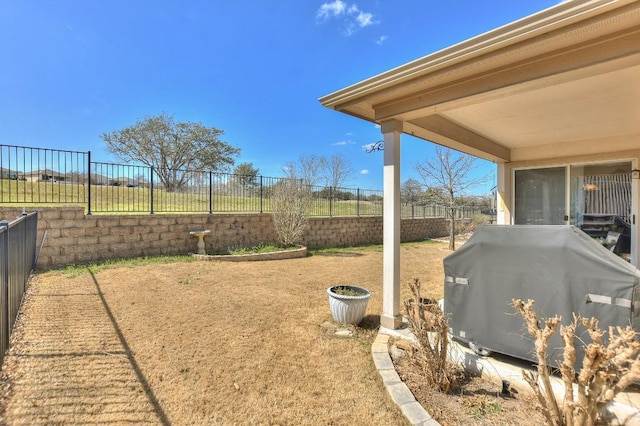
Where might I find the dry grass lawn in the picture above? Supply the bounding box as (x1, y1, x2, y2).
(0, 240, 450, 425)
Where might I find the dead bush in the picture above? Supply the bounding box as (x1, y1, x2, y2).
(404, 277, 462, 393)
(514, 299, 640, 426)
(271, 178, 312, 247)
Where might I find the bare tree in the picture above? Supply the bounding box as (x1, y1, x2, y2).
(284, 154, 325, 187)
(285, 153, 356, 192)
(322, 153, 355, 189)
(401, 178, 424, 205)
(414, 146, 489, 250)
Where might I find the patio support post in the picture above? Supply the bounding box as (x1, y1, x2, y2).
(380, 119, 403, 330)
(496, 162, 510, 224)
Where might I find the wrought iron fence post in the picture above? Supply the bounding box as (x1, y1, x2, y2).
(150, 167, 155, 215)
(19, 208, 32, 294)
(329, 186, 333, 218)
(357, 188, 360, 217)
(259, 176, 263, 213)
(209, 172, 213, 214)
(1, 220, 8, 359)
(21, 212, 27, 293)
(30, 212, 38, 270)
(87, 151, 92, 215)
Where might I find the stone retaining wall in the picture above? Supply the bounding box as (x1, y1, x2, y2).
(0, 207, 449, 269)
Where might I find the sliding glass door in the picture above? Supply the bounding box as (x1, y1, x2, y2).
(514, 167, 566, 225)
(569, 163, 632, 225)
(513, 161, 633, 261)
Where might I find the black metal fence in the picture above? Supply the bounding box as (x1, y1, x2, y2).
(0, 211, 38, 367)
(0, 144, 481, 218)
(0, 145, 88, 205)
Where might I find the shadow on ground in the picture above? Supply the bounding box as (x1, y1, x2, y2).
(359, 314, 381, 331)
(0, 270, 169, 425)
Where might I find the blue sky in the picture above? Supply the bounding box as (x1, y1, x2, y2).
(1, 0, 559, 194)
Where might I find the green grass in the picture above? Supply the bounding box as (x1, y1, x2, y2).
(50, 255, 196, 278)
(1, 179, 385, 216)
(48, 242, 441, 278)
(402, 240, 440, 247)
(1, 179, 479, 219)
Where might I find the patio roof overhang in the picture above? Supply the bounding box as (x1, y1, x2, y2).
(319, 0, 640, 330)
(319, 0, 640, 163)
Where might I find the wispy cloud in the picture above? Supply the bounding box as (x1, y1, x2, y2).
(355, 12, 374, 27)
(316, 1, 379, 35)
(332, 140, 355, 146)
(316, 0, 347, 21)
(360, 169, 369, 175)
(376, 35, 389, 45)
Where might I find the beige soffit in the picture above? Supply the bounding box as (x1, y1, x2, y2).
(319, 0, 640, 163)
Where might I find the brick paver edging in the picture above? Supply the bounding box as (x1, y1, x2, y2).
(371, 333, 441, 426)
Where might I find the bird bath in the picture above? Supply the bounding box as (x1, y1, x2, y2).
(189, 230, 211, 255)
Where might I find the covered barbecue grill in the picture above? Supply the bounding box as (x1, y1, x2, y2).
(443, 225, 640, 364)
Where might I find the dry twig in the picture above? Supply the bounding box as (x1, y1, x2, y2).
(513, 298, 640, 426)
(514, 299, 563, 426)
(404, 277, 461, 394)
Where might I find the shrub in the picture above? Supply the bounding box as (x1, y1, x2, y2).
(471, 214, 491, 227)
(513, 299, 640, 426)
(271, 178, 312, 247)
(404, 277, 462, 393)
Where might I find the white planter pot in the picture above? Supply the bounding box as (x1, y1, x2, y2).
(327, 285, 371, 325)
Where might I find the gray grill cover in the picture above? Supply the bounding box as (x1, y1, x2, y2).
(443, 225, 640, 365)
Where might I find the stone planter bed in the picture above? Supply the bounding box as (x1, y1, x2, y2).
(192, 245, 307, 262)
